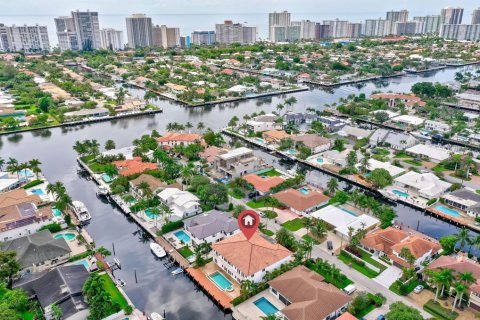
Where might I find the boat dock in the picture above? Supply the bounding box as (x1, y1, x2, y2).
(186, 268, 232, 310)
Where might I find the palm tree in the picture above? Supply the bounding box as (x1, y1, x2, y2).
(327, 178, 338, 195)
(304, 218, 313, 234)
(148, 207, 161, 227)
(138, 181, 151, 198)
(185, 122, 193, 133)
(160, 203, 173, 223)
(0, 157, 5, 171)
(6, 157, 19, 180)
(425, 269, 443, 303)
(276, 103, 284, 116)
(311, 220, 327, 240)
(28, 159, 42, 180)
(455, 228, 471, 252)
(451, 282, 466, 312)
(439, 268, 455, 298)
(359, 153, 370, 174)
(455, 271, 476, 308)
(51, 303, 63, 320)
(301, 238, 314, 260)
(116, 87, 126, 105)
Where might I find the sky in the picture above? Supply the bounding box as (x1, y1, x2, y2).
(1, 0, 478, 16)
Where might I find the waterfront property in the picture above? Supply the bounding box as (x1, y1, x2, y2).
(158, 188, 201, 220)
(369, 93, 426, 108)
(212, 147, 265, 179)
(129, 174, 182, 198)
(393, 171, 452, 199)
(0, 171, 26, 192)
(2, 229, 71, 273)
(369, 129, 417, 150)
(212, 232, 292, 283)
(262, 130, 291, 144)
(361, 227, 441, 269)
(112, 157, 158, 176)
(247, 114, 283, 132)
(243, 173, 285, 196)
(290, 134, 331, 154)
(13, 264, 90, 319)
(184, 210, 239, 246)
(272, 188, 330, 216)
(157, 132, 204, 148)
(363, 159, 405, 178)
(405, 144, 452, 163)
(442, 188, 480, 217)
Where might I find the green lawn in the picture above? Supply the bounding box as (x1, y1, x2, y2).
(281, 218, 307, 232)
(178, 246, 194, 258)
(305, 260, 353, 289)
(423, 299, 458, 320)
(260, 169, 282, 177)
(354, 303, 376, 319)
(390, 279, 420, 296)
(99, 274, 129, 311)
(246, 199, 279, 209)
(20, 312, 34, 320)
(394, 151, 412, 159)
(22, 179, 43, 189)
(432, 165, 448, 173)
(404, 159, 422, 166)
(338, 251, 380, 278)
(260, 228, 274, 236)
(357, 249, 387, 272)
(302, 234, 320, 245)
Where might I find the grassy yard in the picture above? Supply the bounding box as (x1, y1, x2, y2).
(404, 159, 422, 166)
(305, 260, 353, 289)
(423, 299, 458, 320)
(390, 279, 420, 296)
(260, 169, 282, 177)
(246, 199, 280, 209)
(302, 234, 321, 245)
(260, 228, 274, 236)
(357, 249, 387, 272)
(178, 246, 194, 258)
(394, 151, 411, 159)
(338, 251, 380, 278)
(99, 274, 129, 311)
(281, 218, 307, 232)
(432, 164, 449, 173)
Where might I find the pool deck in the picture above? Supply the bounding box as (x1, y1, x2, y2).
(426, 207, 468, 227)
(186, 261, 240, 310)
(231, 289, 284, 320)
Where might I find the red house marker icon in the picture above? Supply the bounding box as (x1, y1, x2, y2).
(238, 210, 259, 240)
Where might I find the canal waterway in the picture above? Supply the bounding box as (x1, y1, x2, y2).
(1, 65, 478, 318)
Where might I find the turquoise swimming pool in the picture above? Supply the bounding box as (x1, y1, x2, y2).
(254, 297, 279, 316)
(30, 188, 45, 195)
(287, 149, 297, 154)
(316, 158, 324, 164)
(392, 189, 409, 198)
(54, 233, 76, 241)
(434, 205, 461, 217)
(144, 209, 157, 219)
(209, 271, 233, 291)
(298, 187, 310, 195)
(102, 174, 113, 183)
(52, 208, 62, 217)
(340, 207, 357, 217)
(19, 169, 34, 178)
(174, 230, 191, 243)
(74, 259, 90, 269)
(255, 138, 266, 144)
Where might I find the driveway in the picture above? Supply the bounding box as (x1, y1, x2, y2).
(374, 265, 402, 288)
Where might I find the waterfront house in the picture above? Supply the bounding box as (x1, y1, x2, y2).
(291, 134, 331, 154)
(320, 149, 364, 168)
(129, 174, 182, 198)
(391, 114, 425, 128)
(405, 144, 452, 163)
(0, 171, 26, 192)
(64, 107, 109, 119)
(283, 112, 318, 125)
(337, 126, 372, 141)
(369, 129, 417, 150)
(393, 172, 451, 199)
(247, 114, 283, 133)
(272, 188, 330, 216)
(426, 255, 480, 311)
(424, 120, 451, 133)
(184, 210, 240, 246)
(242, 174, 285, 196)
(361, 227, 441, 268)
(267, 265, 351, 320)
(318, 116, 348, 132)
(0, 189, 54, 241)
(112, 157, 158, 176)
(158, 188, 201, 220)
(262, 130, 290, 144)
(369, 93, 426, 108)
(157, 132, 204, 148)
(212, 232, 292, 283)
(102, 146, 153, 160)
(165, 82, 188, 94)
(13, 265, 89, 319)
(199, 146, 228, 164)
(213, 147, 264, 179)
(2, 230, 71, 273)
(362, 159, 406, 178)
(442, 188, 480, 217)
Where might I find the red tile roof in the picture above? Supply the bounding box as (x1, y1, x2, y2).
(243, 174, 284, 193)
(272, 188, 330, 212)
(427, 255, 480, 294)
(157, 132, 203, 143)
(112, 157, 158, 176)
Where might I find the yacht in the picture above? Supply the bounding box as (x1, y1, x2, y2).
(150, 243, 167, 258)
(171, 267, 184, 275)
(150, 312, 165, 320)
(70, 201, 92, 223)
(96, 185, 109, 196)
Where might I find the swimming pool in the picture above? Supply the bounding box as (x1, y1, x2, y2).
(19, 169, 34, 178)
(144, 209, 157, 219)
(101, 174, 113, 183)
(340, 208, 357, 217)
(434, 205, 461, 217)
(30, 188, 45, 195)
(287, 149, 297, 155)
(74, 259, 90, 269)
(52, 208, 62, 217)
(298, 187, 310, 195)
(254, 297, 279, 316)
(316, 158, 324, 164)
(392, 189, 409, 198)
(209, 271, 234, 291)
(54, 233, 76, 241)
(174, 230, 191, 243)
(255, 138, 265, 144)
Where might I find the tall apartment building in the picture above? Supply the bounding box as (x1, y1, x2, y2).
(298, 20, 317, 40)
(215, 21, 256, 45)
(315, 24, 331, 40)
(179, 35, 190, 48)
(441, 7, 464, 25)
(323, 19, 349, 38)
(126, 14, 152, 48)
(268, 11, 291, 41)
(4, 24, 50, 53)
(191, 30, 215, 45)
(392, 21, 417, 36)
(364, 19, 391, 37)
(152, 25, 180, 49)
(71, 10, 101, 50)
(385, 10, 409, 34)
(270, 25, 301, 42)
(472, 8, 480, 25)
(55, 16, 78, 51)
(413, 15, 444, 34)
(346, 23, 362, 38)
(100, 28, 123, 50)
(440, 24, 480, 41)
(0, 24, 9, 51)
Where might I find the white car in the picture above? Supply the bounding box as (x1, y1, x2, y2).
(413, 285, 424, 293)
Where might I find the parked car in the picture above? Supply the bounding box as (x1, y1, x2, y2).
(376, 315, 385, 320)
(327, 240, 333, 250)
(248, 191, 260, 199)
(342, 284, 356, 295)
(414, 285, 424, 293)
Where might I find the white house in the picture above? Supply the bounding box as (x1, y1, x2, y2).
(405, 144, 452, 163)
(158, 188, 201, 220)
(184, 210, 240, 246)
(424, 120, 451, 133)
(213, 147, 264, 179)
(393, 171, 452, 199)
(246, 114, 283, 133)
(212, 232, 292, 283)
(391, 114, 425, 127)
(363, 158, 406, 178)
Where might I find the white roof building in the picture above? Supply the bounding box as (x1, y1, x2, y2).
(363, 159, 406, 177)
(392, 115, 425, 126)
(405, 144, 452, 163)
(394, 172, 452, 199)
(158, 188, 201, 220)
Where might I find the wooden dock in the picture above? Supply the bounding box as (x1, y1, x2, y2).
(155, 236, 190, 269)
(186, 268, 233, 310)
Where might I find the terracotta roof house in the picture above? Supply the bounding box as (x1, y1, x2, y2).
(129, 174, 182, 197)
(243, 174, 285, 195)
(212, 232, 292, 283)
(337, 312, 358, 320)
(2, 230, 71, 273)
(426, 255, 480, 311)
(0, 189, 42, 208)
(112, 157, 157, 176)
(199, 146, 228, 164)
(267, 265, 351, 320)
(291, 134, 331, 154)
(157, 132, 204, 148)
(361, 227, 441, 268)
(272, 188, 330, 215)
(369, 93, 426, 108)
(262, 130, 290, 144)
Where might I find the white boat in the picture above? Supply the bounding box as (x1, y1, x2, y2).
(96, 185, 109, 196)
(171, 267, 183, 275)
(150, 243, 167, 258)
(70, 201, 92, 223)
(150, 312, 165, 320)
